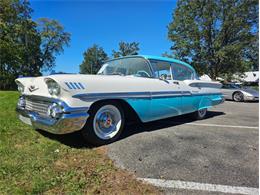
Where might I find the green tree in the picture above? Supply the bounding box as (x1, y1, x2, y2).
(37, 18, 71, 71)
(80, 44, 108, 74)
(167, 0, 258, 79)
(0, 0, 41, 89)
(112, 41, 139, 58)
(0, 0, 71, 90)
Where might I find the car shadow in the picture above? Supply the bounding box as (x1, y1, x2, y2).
(119, 111, 225, 140)
(37, 111, 225, 148)
(225, 99, 259, 103)
(37, 129, 91, 149)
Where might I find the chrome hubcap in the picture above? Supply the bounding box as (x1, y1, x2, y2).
(93, 105, 122, 140)
(98, 113, 113, 128)
(234, 93, 243, 101)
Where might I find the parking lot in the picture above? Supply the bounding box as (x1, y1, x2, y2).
(108, 101, 259, 194)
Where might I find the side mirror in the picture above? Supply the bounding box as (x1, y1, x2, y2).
(159, 74, 167, 81)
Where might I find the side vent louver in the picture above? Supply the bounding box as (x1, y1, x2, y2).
(65, 82, 85, 90)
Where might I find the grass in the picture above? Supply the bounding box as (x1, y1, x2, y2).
(0, 91, 159, 194)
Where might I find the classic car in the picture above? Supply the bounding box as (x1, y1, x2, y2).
(221, 83, 259, 102)
(16, 55, 224, 146)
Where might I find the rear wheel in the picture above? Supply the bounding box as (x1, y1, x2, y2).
(192, 108, 207, 120)
(82, 101, 125, 146)
(233, 92, 244, 102)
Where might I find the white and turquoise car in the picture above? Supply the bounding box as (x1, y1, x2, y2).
(16, 55, 224, 145)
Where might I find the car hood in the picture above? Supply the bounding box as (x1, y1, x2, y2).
(241, 88, 259, 97)
(15, 74, 154, 97)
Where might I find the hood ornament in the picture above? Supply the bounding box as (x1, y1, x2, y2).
(28, 85, 39, 92)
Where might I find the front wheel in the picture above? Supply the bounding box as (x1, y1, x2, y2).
(233, 92, 244, 102)
(192, 108, 207, 120)
(82, 101, 125, 146)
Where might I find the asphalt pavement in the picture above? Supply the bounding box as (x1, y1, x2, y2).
(108, 101, 259, 194)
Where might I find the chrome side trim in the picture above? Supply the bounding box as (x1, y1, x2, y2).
(78, 83, 85, 89)
(65, 82, 85, 90)
(191, 93, 222, 96)
(65, 82, 72, 89)
(73, 92, 152, 100)
(73, 91, 222, 101)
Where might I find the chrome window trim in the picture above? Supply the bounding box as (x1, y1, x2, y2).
(147, 59, 174, 80)
(171, 62, 196, 81)
(102, 56, 155, 79)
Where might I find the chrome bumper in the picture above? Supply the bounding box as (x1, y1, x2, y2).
(244, 95, 259, 101)
(16, 96, 89, 134)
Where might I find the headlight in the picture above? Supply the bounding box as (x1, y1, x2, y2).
(17, 96, 26, 108)
(47, 103, 63, 118)
(243, 91, 253, 97)
(17, 82, 25, 93)
(46, 79, 60, 96)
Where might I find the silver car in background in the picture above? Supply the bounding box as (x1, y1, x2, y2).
(221, 83, 259, 102)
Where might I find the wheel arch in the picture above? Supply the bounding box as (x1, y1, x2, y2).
(232, 91, 243, 98)
(88, 99, 142, 123)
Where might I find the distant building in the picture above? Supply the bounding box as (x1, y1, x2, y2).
(199, 74, 212, 81)
(241, 71, 259, 83)
(199, 72, 259, 84)
(232, 71, 259, 84)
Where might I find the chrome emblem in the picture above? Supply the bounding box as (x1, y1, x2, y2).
(28, 85, 38, 92)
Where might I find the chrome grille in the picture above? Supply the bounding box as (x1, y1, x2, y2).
(25, 97, 51, 117)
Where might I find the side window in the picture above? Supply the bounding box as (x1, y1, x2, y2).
(172, 63, 194, 81)
(222, 84, 229, 89)
(149, 60, 172, 80)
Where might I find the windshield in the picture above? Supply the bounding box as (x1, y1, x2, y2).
(97, 57, 153, 78)
(230, 83, 241, 89)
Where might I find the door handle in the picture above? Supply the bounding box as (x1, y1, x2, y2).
(173, 81, 179, 85)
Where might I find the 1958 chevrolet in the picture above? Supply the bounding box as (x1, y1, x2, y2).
(16, 55, 224, 145)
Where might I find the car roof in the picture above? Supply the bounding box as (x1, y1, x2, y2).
(141, 55, 195, 71)
(106, 55, 195, 72)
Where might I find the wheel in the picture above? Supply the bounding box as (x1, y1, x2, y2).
(233, 92, 244, 102)
(81, 101, 125, 146)
(192, 108, 207, 120)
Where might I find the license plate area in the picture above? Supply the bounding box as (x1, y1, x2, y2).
(19, 114, 32, 125)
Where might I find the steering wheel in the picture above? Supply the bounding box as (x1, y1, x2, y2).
(136, 70, 150, 78)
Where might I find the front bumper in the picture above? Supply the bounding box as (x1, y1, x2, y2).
(16, 96, 89, 134)
(244, 95, 259, 101)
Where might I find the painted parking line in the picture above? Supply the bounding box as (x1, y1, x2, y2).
(174, 122, 259, 129)
(139, 178, 259, 195)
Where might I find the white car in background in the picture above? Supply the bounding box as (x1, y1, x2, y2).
(221, 83, 259, 102)
(16, 55, 224, 146)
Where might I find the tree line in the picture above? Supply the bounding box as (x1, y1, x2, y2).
(80, 0, 258, 78)
(0, 0, 70, 89)
(0, 0, 258, 90)
(167, 0, 258, 79)
(79, 41, 139, 74)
